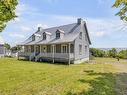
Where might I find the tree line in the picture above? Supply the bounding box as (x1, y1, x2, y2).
(90, 48, 127, 59)
(4, 43, 20, 53)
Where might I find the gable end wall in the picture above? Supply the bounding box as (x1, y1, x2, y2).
(74, 23, 89, 63)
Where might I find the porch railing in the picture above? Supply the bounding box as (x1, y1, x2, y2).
(18, 52, 32, 57)
(18, 52, 74, 59)
(39, 53, 74, 59)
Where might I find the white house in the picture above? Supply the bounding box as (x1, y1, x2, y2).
(18, 18, 91, 64)
(0, 36, 5, 57)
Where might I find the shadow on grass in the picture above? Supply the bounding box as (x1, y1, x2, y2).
(67, 71, 127, 95)
(18, 58, 69, 65)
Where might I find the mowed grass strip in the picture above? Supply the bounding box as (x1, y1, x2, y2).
(0, 58, 116, 95)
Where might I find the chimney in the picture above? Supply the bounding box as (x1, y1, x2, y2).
(38, 27, 43, 32)
(77, 18, 83, 24)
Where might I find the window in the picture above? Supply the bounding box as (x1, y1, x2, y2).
(79, 45, 82, 55)
(85, 46, 87, 53)
(79, 32, 82, 39)
(43, 32, 46, 40)
(32, 35, 35, 41)
(85, 34, 87, 41)
(42, 46, 47, 53)
(56, 31, 60, 39)
(62, 45, 67, 53)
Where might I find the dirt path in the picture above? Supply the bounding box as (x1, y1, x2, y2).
(113, 64, 127, 95)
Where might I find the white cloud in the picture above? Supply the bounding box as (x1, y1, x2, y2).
(96, 0, 111, 5)
(9, 33, 25, 38)
(0, 35, 5, 44)
(86, 18, 125, 38)
(20, 26, 32, 32)
(43, 0, 59, 3)
(90, 31, 107, 37)
(14, 18, 21, 22)
(16, 3, 38, 16)
(37, 24, 49, 29)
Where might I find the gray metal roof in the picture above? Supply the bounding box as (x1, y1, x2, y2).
(19, 19, 91, 45)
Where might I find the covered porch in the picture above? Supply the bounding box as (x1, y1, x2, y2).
(18, 42, 74, 64)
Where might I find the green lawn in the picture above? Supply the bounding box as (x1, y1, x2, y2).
(0, 58, 127, 95)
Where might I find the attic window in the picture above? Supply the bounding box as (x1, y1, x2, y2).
(32, 35, 35, 41)
(79, 32, 82, 39)
(56, 31, 60, 39)
(85, 34, 87, 41)
(43, 32, 46, 40)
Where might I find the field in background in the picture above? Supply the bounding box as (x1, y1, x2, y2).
(0, 58, 127, 95)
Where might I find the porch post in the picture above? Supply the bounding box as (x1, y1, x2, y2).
(29, 45, 31, 61)
(68, 43, 71, 65)
(40, 45, 41, 53)
(17, 45, 19, 60)
(52, 45, 55, 63)
(34, 45, 36, 56)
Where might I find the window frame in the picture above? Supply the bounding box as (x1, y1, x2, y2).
(43, 32, 46, 40)
(79, 32, 82, 39)
(61, 45, 67, 53)
(56, 31, 60, 39)
(85, 34, 87, 41)
(85, 46, 87, 53)
(32, 35, 35, 41)
(79, 44, 82, 55)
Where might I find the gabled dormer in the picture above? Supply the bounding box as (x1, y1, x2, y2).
(56, 29, 64, 39)
(43, 32, 51, 40)
(31, 33, 41, 41)
(32, 34, 35, 41)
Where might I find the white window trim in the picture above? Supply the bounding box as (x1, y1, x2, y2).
(42, 46, 47, 53)
(61, 44, 67, 53)
(79, 45, 82, 55)
(79, 32, 82, 39)
(85, 46, 87, 53)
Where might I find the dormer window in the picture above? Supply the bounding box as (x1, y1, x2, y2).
(56, 32, 60, 39)
(42, 32, 51, 40)
(32, 35, 35, 41)
(56, 29, 64, 39)
(43, 32, 46, 40)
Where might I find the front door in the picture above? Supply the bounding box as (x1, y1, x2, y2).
(36, 45, 40, 54)
(42, 46, 47, 53)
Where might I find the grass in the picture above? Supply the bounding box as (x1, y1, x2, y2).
(0, 58, 127, 95)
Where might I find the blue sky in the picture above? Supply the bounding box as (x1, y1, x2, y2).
(1, 0, 127, 48)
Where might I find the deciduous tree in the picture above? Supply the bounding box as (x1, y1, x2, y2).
(0, 0, 18, 32)
(113, 0, 127, 21)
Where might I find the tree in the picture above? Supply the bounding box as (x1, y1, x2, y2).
(0, 0, 18, 32)
(108, 48, 117, 58)
(113, 0, 127, 21)
(11, 46, 21, 52)
(118, 50, 127, 59)
(4, 43, 11, 50)
(90, 48, 106, 57)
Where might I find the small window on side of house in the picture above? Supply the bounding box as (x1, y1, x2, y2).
(79, 32, 82, 39)
(85, 46, 87, 53)
(85, 34, 87, 41)
(79, 45, 82, 55)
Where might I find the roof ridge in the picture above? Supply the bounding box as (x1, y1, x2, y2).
(43, 23, 77, 31)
